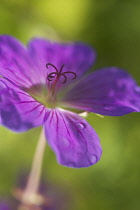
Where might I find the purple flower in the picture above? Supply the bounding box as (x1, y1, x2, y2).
(0, 35, 139, 168)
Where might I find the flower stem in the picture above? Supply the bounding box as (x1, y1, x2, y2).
(21, 128, 46, 205)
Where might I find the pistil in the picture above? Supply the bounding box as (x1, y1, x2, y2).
(46, 63, 77, 106)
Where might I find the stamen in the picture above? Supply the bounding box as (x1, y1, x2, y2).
(46, 63, 77, 84)
(62, 71, 77, 80)
(47, 72, 57, 81)
(60, 74, 67, 84)
(46, 63, 58, 73)
(59, 64, 65, 74)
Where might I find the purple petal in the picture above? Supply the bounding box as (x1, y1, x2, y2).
(0, 80, 47, 132)
(28, 38, 96, 85)
(62, 68, 140, 116)
(0, 35, 96, 92)
(0, 35, 41, 88)
(44, 109, 102, 168)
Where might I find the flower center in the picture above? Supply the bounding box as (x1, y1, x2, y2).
(24, 63, 77, 108)
(45, 63, 77, 107)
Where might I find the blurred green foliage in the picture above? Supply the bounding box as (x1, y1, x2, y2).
(0, 0, 140, 209)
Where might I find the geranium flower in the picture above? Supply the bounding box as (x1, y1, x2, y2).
(0, 35, 139, 168)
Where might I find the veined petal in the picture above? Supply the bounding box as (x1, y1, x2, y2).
(0, 80, 47, 132)
(62, 68, 140, 116)
(44, 109, 102, 168)
(28, 38, 96, 85)
(0, 35, 41, 88)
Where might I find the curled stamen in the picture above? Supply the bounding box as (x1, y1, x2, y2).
(60, 74, 67, 84)
(62, 71, 77, 80)
(59, 64, 65, 74)
(46, 63, 58, 73)
(46, 63, 77, 84)
(47, 72, 57, 81)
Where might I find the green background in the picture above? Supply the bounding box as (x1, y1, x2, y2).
(0, 0, 140, 209)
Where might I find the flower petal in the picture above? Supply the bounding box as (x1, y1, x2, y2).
(28, 38, 96, 85)
(44, 109, 102, 168)
(0, 80, 47, 132)
(0, 35, 41, 88)
(62, 68, 140, 116)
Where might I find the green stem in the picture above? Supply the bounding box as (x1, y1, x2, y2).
(21, 128, 46, 205)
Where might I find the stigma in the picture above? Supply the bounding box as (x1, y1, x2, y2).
(46, 63, 77, 84)
(45, 63, 77, 107)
